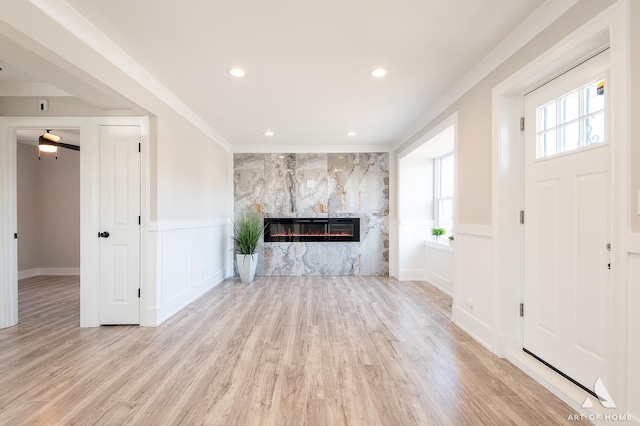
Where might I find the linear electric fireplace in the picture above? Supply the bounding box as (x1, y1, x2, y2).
(264, 218, 360, 242)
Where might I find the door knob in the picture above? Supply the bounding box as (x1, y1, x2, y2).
(98, 231, 110, 238)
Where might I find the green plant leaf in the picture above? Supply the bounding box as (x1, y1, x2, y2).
(231, 212, 265, 255)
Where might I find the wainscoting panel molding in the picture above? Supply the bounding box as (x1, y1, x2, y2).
(424, 241, 453, 295)
(453, 232, 493, 348)
(627, 251, 640, 420)
(148, 220, 230, 326)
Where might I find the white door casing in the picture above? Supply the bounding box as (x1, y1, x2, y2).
(522, 52, 610, 390)
(99, 125, 141, 325)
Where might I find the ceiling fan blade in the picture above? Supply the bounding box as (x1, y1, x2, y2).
(57, 142, 80, 151)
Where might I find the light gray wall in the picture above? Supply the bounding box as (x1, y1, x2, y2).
(17, 143, 39, 270)
(17, 142, 80, 271)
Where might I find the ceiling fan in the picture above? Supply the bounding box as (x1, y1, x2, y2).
(38, 130, 80, 159)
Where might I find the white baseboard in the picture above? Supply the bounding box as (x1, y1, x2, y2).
(155, 267, 226, 326)
(504, 351, 639, 425)
(19, 267, 80, 279)
(397, 269, 427, 281)
(424, 274, 453, 296)
(453, 306, 493, 350)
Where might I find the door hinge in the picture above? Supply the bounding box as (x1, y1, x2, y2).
(138, 288, 141, 298)
(520, 303, 524, 317)
(138, 142, 141, 153)
(14, 233, 17, 239)
(608, 263, 611, 270)
(520, 210, 525, 224)
(139, 216, 141, 225)
(520, 117, 525, 131)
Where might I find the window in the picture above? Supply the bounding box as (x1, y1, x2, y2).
(435, 152, 454, 235)
(536, 79, 605, 159)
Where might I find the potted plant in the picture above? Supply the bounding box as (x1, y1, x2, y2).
(231, 213, 264, 283)
(449, 235, 455, 245)
(431, 227, 446, 242)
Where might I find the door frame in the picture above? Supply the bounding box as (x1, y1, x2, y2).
(0, 116, 150, 328)
(491, 1, 630, 411)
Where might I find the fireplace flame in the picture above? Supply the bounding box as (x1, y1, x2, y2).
(273, 232, 352, 237)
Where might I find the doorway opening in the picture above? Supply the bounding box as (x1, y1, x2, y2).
(16, 128, 81, 325)
(396, 114, 456, 298)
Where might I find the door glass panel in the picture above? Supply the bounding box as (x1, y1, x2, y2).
(558, 90, 579, 124)
(583, 81, 604, 114)
(537, 101, 556, 131)
(583, 112, 605, 146)
(537, 131, 557, 158)
(535, 79, 605, 159)
(559, 122, 579, 152)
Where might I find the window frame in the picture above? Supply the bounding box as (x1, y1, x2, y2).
(434, 151, 454, 235)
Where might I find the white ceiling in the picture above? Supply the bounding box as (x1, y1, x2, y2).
(4, 0, 546, 148)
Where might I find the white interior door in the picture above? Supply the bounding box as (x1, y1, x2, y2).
(99, 125, 140, 325)
(523, 51, 610, 390)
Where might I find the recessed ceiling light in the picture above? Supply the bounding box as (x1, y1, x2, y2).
(264, 131, 274, 136)
(346, 131, 357, 137)
(228, 68, 246, 77)
(370, 68, 387, 78)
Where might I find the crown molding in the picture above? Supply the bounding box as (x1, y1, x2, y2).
(30, 0, 231, 151)
(390, 0, 580, 152)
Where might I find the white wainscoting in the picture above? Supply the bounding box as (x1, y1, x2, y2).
(424, 241, 454, 295)
(18, 267, 80, 279)
(627, 234, 640, 422)
(147, 220, 231, 326)
(397, 221, 431, 281)
(453, 225, 493, 349)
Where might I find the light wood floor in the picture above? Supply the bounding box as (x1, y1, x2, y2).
(0, 275, 589, 425)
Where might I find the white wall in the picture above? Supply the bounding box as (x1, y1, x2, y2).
(397, 156, 433, 281)
(17, 142, 80, 278)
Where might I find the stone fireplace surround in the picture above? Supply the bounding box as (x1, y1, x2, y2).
(233, 153, 389, 276)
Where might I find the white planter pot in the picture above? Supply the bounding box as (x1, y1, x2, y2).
(236, 253, 258, 283)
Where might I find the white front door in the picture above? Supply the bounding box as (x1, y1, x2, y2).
(523, 51, 610, 390)
(99, 126, 140, 325)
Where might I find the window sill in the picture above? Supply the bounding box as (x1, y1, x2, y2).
(424, 239, 454, 252)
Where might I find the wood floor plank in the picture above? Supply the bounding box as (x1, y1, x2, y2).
(0, 275, 593, 425)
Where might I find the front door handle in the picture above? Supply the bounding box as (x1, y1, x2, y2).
(98, 231, 110, 238)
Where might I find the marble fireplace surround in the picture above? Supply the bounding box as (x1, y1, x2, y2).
(233, 153, 389, 276)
